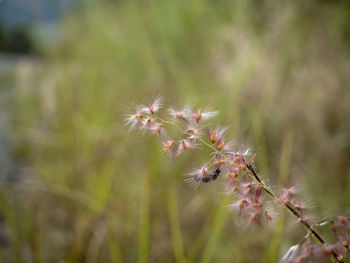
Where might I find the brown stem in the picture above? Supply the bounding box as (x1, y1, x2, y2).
(246, 164, 343, 263)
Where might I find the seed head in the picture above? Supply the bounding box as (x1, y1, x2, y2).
(162, 140, 176, 157)
(192, 108, 218, 123)
(228, 198, 249, 215)
(141, 96, 162, 115)
(264, 211, 273, 223)
(293, 201, 306, 212)
(177, 139, 198, 156)
(337, 216, 350, 229)
(208, 126, 228, 144)
(150, 122, 166, 136)
(279, 186, 297, 204)
(140, 117, 154, 131)
(124, 110, 144, 130)
(217, 140, 233, 152)
(169, 105, 191, 121)
(185, 124, 201, 137)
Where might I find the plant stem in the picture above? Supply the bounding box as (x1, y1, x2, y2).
(246, 165, 342, 263)
(159, 117, 343, 263)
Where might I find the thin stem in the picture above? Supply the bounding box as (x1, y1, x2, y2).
(158, 117, 343, 263)
(246, 165, 342, 263)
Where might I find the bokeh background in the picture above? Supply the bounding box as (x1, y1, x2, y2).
(1, 0, 350, 262)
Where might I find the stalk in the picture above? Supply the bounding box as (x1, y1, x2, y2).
(159, 117, 343, 263)
(246, 165, 342, 263)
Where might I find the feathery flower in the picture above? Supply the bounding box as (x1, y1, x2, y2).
(217, 139, 233, 152)
(169, 105, 191, 121)
(185, 124, 201, 137)
(212, 155, 227, 170)
(339, 235, 349, 250)
(162, 140, 176, 157)
(177, 139, 198, 155)
(264, 211, 273, 223)
(337, 216, 350, 229)
(279, 186, 297, 205)
(228, 199, 249, 215)
(140, 117, 154, 131)
(293, 201, 306, 212)
(150, 122, 166, 136)
(208, 126, 228, 144)
(141, 96, 162, 115)
(124, 109, 144, 130)
(192, 108, 218, 123)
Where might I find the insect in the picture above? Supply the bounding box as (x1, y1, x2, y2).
(212, 168, 221, 181)
(194, 168, 221, 183)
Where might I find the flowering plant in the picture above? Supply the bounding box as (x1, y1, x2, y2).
(125, 97, 349, 263)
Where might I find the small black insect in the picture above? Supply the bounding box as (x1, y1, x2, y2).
(194, 168, 221, 183)
(211, 168, 221, 181)
(202, 176, 211, 183)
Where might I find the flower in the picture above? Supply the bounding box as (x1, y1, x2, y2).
(279, 187, 297, 205)
(161, 140, 176, 157)
(124, 109, 144, 130)
(217, 140, 233, 152)
(169, 105, 191, 121)
(212, 155, 227, 170)
(192, 108, 218, 123)
(177, 139, 198, 155)
(140, 117, 154, 131)
(208, 126, 228, 144)
(141, 96, 162, 115)
(185, 124, 201, 137)
(228, 198, 249, 215)
(150, 122, 166, 136)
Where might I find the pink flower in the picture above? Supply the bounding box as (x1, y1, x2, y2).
(247, 211, 261, 225)
(192, 108, 218, 123)
(140, 117, 154, 131)
(150, 122, 166, 136)
(141, 96, 162, 115)
(264, 211, 273, 223)
(228, 199, 249, 215)
(217, 140, 233, 152)
(293, 201, 306, 212)
(229, 151, 248, 170)
(169, 105, 191, 121)
(124, 110, 144, 130)
(240, 181, 259, 197)
(279, 187, 297, 204)
(339, 235, 350, 250)
(212, 155, 227, 170)
(177, 139, 198, 155)
(162, 140, 176, 157)
(207, 126, 227, 144)
(185, 124, 201, 137)
(337, 216, 350, 229)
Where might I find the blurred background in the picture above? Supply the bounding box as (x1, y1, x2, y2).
(1, 0, 350, 262)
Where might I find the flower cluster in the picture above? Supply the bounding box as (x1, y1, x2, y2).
(278, 186, 310, 222)
(224, 150, 275, 226)
(124, 97, 217, 157)
(281, 216, 350, 263)
(125, 97, 348, 263)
